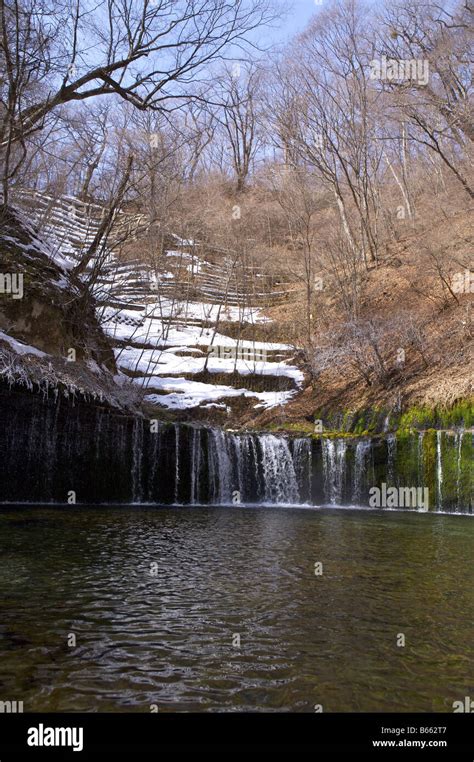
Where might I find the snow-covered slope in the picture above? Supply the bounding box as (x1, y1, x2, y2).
(12, 190, 303, 412)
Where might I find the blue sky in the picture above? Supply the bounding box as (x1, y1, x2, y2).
(265, 0, 323, 46)
(263, 0, 383, 47)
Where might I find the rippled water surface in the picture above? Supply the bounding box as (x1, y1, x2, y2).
(0, 505, 472, 712)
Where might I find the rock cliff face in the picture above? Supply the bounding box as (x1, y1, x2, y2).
(0, 206, 115, 368)
(0, 206, 138, 408)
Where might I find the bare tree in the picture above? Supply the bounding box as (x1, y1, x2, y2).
(73, 152, 134, 276)
(0, 0, 59, 203)
(375, 0, 474, 197)
(270, 0, 384, 267)
(1, 0, 274, 200)
(214, 62, 264, 192)
(271, 166, 323, 346)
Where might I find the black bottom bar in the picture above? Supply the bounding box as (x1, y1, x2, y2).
(0, 713, 472, 758)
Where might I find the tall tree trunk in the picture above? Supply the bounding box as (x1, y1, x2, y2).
(73, 154, 133, 277)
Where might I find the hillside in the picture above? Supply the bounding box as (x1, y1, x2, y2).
(2, 191, 304, 422)
(252, 203, 473, 430)
(2, 186, 472, 432)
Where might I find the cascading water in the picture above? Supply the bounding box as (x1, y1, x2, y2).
(387, 434, 397, 487)
(0, 389, 471, 512)
(209, 428, 234, 503)
(231, 433, 261, 502)
(174, 424, 181, 504)
(436, 430, 443, 511)
(291, 438, 312, 504)
(455, 429, 464, 513)
(353, 440, 372, 503)
(131, 418, 143, 503)
(147, 422, 161, 502)
(234, 433, 249, 499)
(194, 431, 305, 505)
(322, 438, 347, 505)
(258, 434, 300, 504)
(190, 427, 201, 505)
(417, 431, 424, 486)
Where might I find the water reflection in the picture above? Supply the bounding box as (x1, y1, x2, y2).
(0, 505, 472, 712)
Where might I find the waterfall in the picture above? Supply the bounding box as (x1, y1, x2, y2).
(259, 434, 300, 504)
(207, 429, 218, 503)
(174, 424, 180, 504)
(147, 422, 161, 502)
(246, 434, 261, 503)
(322, 439, 335, 503)
(387, 434, 397, 487)
(417, 431, 424, 486)
(292, 438, 312, 503)
(192, 432, 308, 505)
(131, 418, 143, 503)
(456, 429, 464, 512)
(353, 439, 371, 503)
(322, 438, 347, 505)
(233, 433, 258, 501)
(209, 428, 233, 503)
(436, 430, 443, 510)
(190, 427, 201, 505)
(95, 410, 103, 461)
(234, 434, 247, 499)
(1, 388, 470, 512)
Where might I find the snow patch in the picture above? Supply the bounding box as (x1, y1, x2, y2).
(0, 331, 47, 358)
